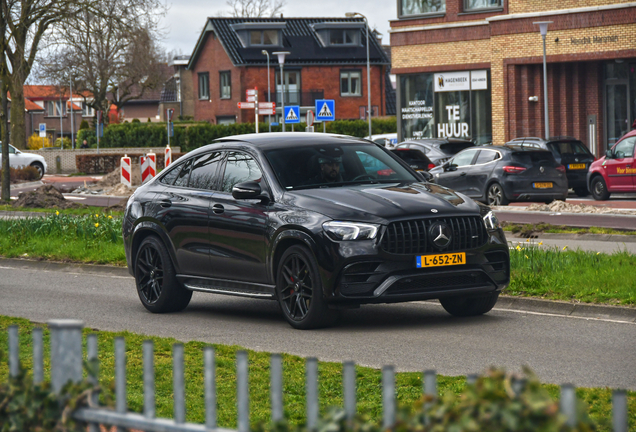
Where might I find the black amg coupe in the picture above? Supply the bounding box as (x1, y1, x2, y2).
(123, 133, 510, 329)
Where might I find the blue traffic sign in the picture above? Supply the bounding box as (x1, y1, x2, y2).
(315, 99, 335, 121)
(283, 106, 300, 124)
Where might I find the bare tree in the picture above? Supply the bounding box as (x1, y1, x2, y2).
(38, 0, 168, 120)
(226, 0, 285, 17)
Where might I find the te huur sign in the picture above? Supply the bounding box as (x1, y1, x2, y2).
(570, 35, 619, 45)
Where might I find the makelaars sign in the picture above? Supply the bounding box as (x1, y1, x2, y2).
(401, 100, 433, 120)
(437, 105, 469, 138)
(434, 72, 470, 92)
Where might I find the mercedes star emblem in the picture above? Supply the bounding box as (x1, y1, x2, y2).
(540, 166, 545, 173)
(429, 222, 452, 249)
(431, 209, 438, 213)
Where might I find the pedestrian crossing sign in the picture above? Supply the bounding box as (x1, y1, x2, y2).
(315, 99, 335, 121)
(284, 106, 300, 124)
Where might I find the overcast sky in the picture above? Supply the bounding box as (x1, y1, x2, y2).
(160, 0, 396, 55)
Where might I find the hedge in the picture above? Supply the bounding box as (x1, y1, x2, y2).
(76, 152, 184, 174)
(75, 118, 397, 153)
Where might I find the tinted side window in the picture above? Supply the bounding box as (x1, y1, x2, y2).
(189, 152, 224, 190)
(159, 163, 183, 185)
(173, 158, 193, 188)
(221, 152, 263, 193)
(451, 149, 479, 166)
(475, 150, 499, 164)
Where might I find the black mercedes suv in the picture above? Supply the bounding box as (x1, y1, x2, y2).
(123, 133, 510, 329)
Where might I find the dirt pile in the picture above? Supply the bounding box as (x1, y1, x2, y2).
(12, 185, 83, 209)
(98, 164, 142, 187)
(525, 201, 636, 215)
(71, 166, 139, 196)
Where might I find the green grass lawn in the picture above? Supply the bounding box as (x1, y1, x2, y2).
(503, 222, 636, 236)
(0, 205, 124, 217)
(0, 316, 634, 431)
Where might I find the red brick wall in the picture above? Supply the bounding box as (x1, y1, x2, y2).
(192, 32, 387, 123)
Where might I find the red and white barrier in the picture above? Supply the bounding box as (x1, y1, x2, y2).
(141, 152, 156, 183)
(165, 144, 172, 168)
(120, 155, 132, 187)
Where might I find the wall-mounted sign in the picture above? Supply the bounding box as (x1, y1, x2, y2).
(471, 70, 488, 90)
(434, 72, 470, 92)
(571, 35, 618, 45)
(401, 99, 433, 120)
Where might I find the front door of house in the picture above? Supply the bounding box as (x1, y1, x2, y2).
(605, 62, 632, 152)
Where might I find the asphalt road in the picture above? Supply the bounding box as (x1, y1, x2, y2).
(1, 261, 634, 390)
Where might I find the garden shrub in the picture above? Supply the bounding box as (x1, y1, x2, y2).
(78, 120, 89, 130)
(54, 137, 72, 149)
(0, 166, 41, 183)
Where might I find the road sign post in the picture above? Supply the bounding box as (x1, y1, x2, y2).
(283, 106, 300, 127)
(96, 111, 102, 154)
(315, 100, 335, 133)
(39, 123, 46, 148)
(166, 108, 174, 147)
(306, 110, 314, 133)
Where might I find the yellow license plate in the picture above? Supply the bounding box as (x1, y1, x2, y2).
(416, 252, 466, 268)
(533, 182, 553, 189)
(568, 163, 586, 170)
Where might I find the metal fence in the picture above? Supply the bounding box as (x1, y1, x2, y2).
(4, 320, 631, 432)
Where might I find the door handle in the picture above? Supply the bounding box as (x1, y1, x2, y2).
(212, 204, 225, 214)
(160, 199, 172, 208)
(460, 172, 467, 176)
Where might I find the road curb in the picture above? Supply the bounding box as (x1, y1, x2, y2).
(1, 257, 634, 323)
(0, 257, 131, 277)
(496, 296, 636, 323)
(494, 208, 636, 218)
(506, 232, 636, 242)
(9, 180, 44, 191)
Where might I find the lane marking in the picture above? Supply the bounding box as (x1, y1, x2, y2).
(0, 265, 133, 279)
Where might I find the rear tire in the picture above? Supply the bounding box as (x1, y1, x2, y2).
(135, 236, 192, 313)
(440, 292, 499, 317)
(590, 177, 610, 201)
(276, 245, 336, 329)
(573, 187, 588, 197)
(487, 183, 509, 206)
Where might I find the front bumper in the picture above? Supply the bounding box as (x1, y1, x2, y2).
(318, 228, 510, 305)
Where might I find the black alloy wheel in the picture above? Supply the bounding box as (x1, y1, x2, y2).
(135, 236, 192, 313)
(487, 183, 509, 206)
(30, 162, 44, 180)
(276, 245, 336, 329)
(591, 177, 610, 201)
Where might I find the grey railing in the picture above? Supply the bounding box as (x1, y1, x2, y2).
(5, 321, 630, 432)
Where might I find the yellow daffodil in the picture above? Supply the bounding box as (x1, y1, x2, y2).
(108, 215, 113, 219)
(597, 252, 601, 255)
(538, 241, 543, 246)
(526, 239, 530, 242)
(95, 214, 99, 217)
(525, 255, 528, 259)
(516, 245, 521, 251)
(55, 210, 60, 216)
(563, 246, 567, 251)
(95, 223, 99, 228)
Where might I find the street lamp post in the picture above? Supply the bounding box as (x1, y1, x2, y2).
(534, 21, 552, 140)
(346, 12, 372, 139)
(262, 50, 271, 132)
(70, 78, 75, 149)
(272, 51, 290, 132)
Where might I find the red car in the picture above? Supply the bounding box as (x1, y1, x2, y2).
(587, 130, 636, 200)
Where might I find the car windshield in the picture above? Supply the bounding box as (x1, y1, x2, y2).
(264, 143, 418, 190)
(547, 141, 590, 155)
(511, 150, 555, 165)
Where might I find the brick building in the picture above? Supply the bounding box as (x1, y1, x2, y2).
(390, 0, 636, 156)
(187, 17, 391, 125)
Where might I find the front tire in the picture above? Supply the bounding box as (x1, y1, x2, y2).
(439, 292, 499, 317)
(30, 162, 44, 180)
(135, 236, 192, 313)
(276, 245, 336, 329)
(590, 177, 610, 201)
(487, 183, 509, 206)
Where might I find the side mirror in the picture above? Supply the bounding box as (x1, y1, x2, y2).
(605, 149, 613, 159)
(445, 164, 458, 172)
(421, 171, 434, 182)
(232, 181, 269, 203)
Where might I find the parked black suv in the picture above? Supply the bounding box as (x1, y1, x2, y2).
(123, 133, 510, 329)
(505, 137, 595, 196)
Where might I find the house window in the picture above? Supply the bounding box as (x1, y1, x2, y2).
(340, 71, 361, 97)
(249, 30, 279, 46)
(330, 29, 358, 45)
(198, 72, 210, 100)
(81, 102, 95, 117)
(220, 71, 231, 99)
(217, 116, 236, 125)
(400, 0, 445, 17)
(463, 0, 502, 11)
(46, 101, 64, 117)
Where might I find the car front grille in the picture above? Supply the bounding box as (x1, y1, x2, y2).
(380, 216, 487, 255)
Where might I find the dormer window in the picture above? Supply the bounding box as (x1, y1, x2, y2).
(231, 22, 285, 48)
(250, 29, 279, 46)
(330, 29, 358, 45)
(312, 22, 365, 47)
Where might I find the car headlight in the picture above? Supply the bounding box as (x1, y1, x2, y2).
(482, 210, 500, 230)
(322, 221, 379, 241)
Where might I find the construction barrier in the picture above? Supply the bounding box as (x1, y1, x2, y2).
(141, 152, 156, 183)
(165, 144, 172, 167)
(120, 155, 132, 187)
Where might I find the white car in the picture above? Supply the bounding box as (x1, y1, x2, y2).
(365, 133, 398, 149)
(0, 143, 47, 179)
